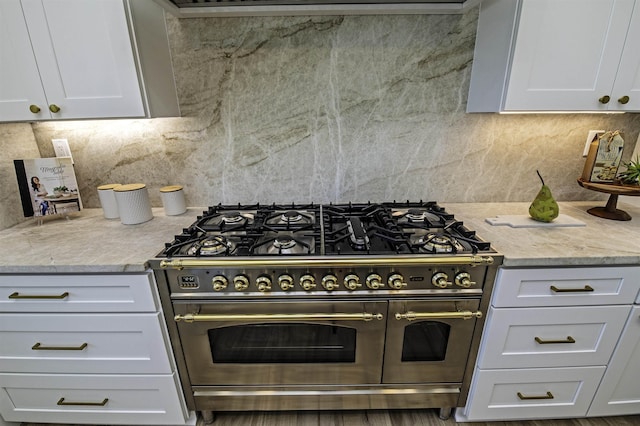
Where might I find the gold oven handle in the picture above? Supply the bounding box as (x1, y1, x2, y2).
(394, 310, 483, 321)
(32, 342, 88, 351)
(9, 291, 69, 299)
(175, 312, 384, 322)
(57, 397, 108, 406)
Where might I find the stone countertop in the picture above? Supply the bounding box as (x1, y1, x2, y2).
(1, 202, 639, 273)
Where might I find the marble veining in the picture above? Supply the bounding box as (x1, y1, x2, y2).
(13, 10, 640, 211)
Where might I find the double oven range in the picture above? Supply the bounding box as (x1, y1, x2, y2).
(150, 201, 501, 421)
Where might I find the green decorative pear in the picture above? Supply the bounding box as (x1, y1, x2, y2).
(529, 170, 559, 223)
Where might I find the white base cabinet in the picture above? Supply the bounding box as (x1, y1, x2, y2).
(0, 273, 191, 425)
(458, 266, 640, 422)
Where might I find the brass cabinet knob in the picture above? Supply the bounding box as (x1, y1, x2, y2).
(598, 95, 610, 104)
(618, 95, 630, 104)
(49, 104, 61, 113)
(29, 104, 41, 113)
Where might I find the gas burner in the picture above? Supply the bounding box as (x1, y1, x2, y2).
(415, 233, 464, 254)
(221, 211, 245, 224)
(188, 236, 237, 256)
(265, 210, 315, 226)
(273, 236, 297, 250)
(252, 232, 315, 255)
(406, 209, 430, 221)
(347, 218, 370, 251)
(282, 211, 303, 223)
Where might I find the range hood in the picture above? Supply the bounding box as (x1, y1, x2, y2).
(153, 0, 481, 17)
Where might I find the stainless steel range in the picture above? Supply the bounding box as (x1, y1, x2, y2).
(149, 201, 502, 422)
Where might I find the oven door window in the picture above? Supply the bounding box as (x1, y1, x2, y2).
(208, 323, 356, 363)
(401, 321, 450, 362)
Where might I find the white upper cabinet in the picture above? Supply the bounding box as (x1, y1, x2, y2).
(0, 0, 179, 122)
(467, 0, 640, 112)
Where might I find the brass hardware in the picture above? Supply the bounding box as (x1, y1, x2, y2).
(32, 342, 88, 351)
(618, 95, 630, 104)
(160, 255, 494, 270)
(535, 336, 576, 344)
(517, 391, 554, 400)
(394, 310, 483, 321)
(9, 291, 69, 299)
(365, 273, 383, 290)
(49, 104, 61, 113)
(550, 285, 594, 293)
(175, 312, 384, 323)
(599, 95, 610, 104)
(57, 397, 108, 406)
(29, 104, 41, 113)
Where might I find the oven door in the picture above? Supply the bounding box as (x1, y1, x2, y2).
(383, 299, 481, 384)
(173, 300, 387, 385)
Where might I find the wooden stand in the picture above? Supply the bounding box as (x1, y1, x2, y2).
(577, 178, 640, 221)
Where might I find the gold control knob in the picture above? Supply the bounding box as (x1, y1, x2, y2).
(300, 274, 316, 291)
(432, 272, 452, 288)
(387, 273, 407, 290)
(29, 104, 41, 113)
(321, 274, 339, 291)
(599, 95, 610, 104)
(256, 276, 272, 292)
(343, 274, 362, 291)
(233, 275, 250, 291)
(366, 273, 384, 290)
(49, 104, 61, 113)
(278, 274, 294, 291)
(454, 272, 476, 288)
(619, 95, 630, 104)
(211, 275, 228, 291)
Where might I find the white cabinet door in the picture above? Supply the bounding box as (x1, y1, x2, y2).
(20, 0, 145, 119)
(610, 3, 640, 111)
(589, 306, 640, 416)
(0, 0, 49, 121)
(504, 0, 634, 111)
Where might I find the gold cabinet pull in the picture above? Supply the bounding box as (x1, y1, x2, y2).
(49, 104, 61, 113)
(175, 312, 384, 323)
(618, 95, 630, 104)
(32, 342, 88, 351)
(517, 391, 554, 400)
(8, 291, 69, 299)
(29, 104, 41, 113)
(550, 285, 593, 293)
(57, 397, 108, 406)
(395, 310, 483, 321)
(599, 95, 610, 104)
(535, 336, 575, 344)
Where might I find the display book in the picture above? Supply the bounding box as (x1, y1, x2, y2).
(13, 157, 82, 219)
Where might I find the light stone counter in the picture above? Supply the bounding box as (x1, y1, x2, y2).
(445, 201, 640, 267)
(1, 202, 639, 273)
(0, 208, 201, 273)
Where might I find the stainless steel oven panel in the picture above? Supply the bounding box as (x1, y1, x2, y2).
(173, 300, 387, 386)
(382, 298, 481, 384)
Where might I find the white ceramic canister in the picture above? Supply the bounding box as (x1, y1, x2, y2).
(113, 183, 153, 225)
(160, 185, 187, 216)
(97, 183, 121, 219)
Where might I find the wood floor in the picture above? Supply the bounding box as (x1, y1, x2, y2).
(200, 409, 640, 426)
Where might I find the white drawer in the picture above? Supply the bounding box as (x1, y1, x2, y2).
(0, 373, 187, 425)
(462, 366, 605, 421)
(0, 313, 172, 374)
(492, 267, 640, 308)
(478, 305, 630, 369)
(0, 274, 156, 312)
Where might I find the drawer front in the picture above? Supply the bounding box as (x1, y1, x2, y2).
(0, 274, 156, 312)
(493, 267, 640, 308)
(0, 373, 187, 425)
(463, 366, 605, 421)
(478, 305, 630, 369)
(0, 313, 172, 374)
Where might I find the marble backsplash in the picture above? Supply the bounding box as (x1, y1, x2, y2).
(5, 10, 640, 221)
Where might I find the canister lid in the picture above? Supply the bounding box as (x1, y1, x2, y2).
(114, 183, 146, 192)
(160, 185, 183, 193)
(97, 183, 122, 190)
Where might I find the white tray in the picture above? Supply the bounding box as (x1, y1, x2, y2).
(485, 214, 586, 228)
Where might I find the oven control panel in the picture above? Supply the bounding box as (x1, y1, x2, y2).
(167, 265, 488, 297)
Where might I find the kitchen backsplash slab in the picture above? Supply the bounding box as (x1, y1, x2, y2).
(19, 10, 640, 209)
